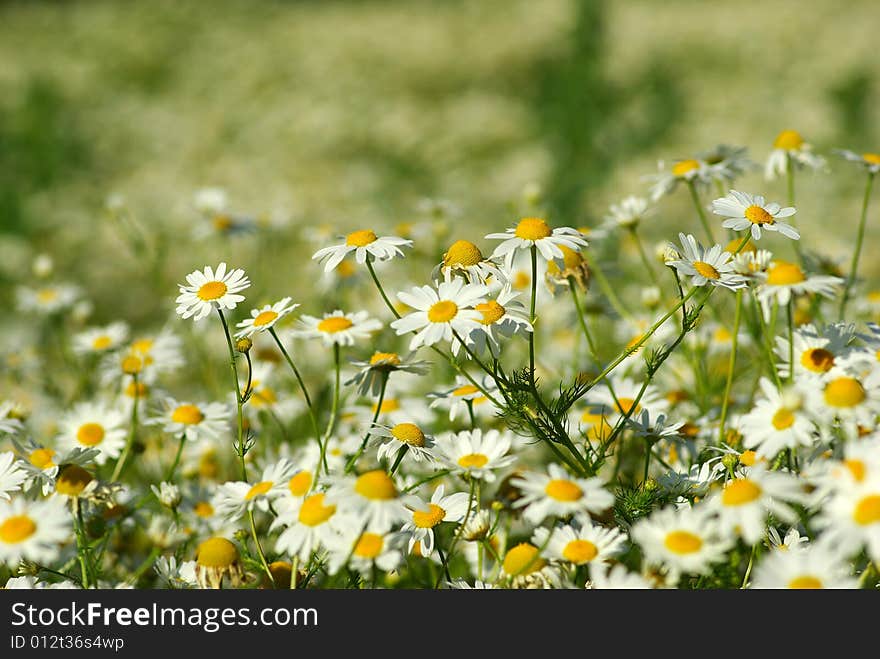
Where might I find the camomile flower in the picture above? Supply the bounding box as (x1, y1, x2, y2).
(605, 195, 651, 230)
(711, 190, 798, 240)
(750, 539, 858, 589)
(272, 492, 346, 562)
(513, 465, 613, 524)
(311, 229, 412, 273)
(391, 278, 488, 351)
(731, 247, 773, 278)
(767, 526, 809, 553)
(814, 480, 880, 562)
(154, 556, 197, 589)
(56, 402, 127, 465)
(755, 259, 842, 310)
(834, 148, 880, 174)
(738, 379, 817, 458)
(698, 144, 755, 183)
(647, 158, 711, 201)
(588, 563, 653, 589)
(327, 470, 413, 532)
(533, 517, 627, 567)
(465, 286, 532, 356)
(667, 233, 747, 290)
(4, 576, 78, 590)
(100, 330, 185, 385)
(631, 505, 732, 584)
(400, 485, 470, 554)
(434, 239, 507, 285)
(774, 322, 855, 380)
(234, 297, 299, 338)
(326, 528, 404, 577)
(16, 283, 80, 314)
(764, 129, 827, 181)
(194, 537, 244, 589)
(709, 466, 806, 543)
(72, 322, 129, 356)
(293, 310, 382, 347)
(150, 398, 231, 442)
(10, 440, 97, 496)
(345, 351, 430, 397)
(175, 262, 250, 321)
(428, 375, 499, 422)
(447, 579, 495, 589)
(544, 244, 591, 294)
(436, 429, 517, 482)
(0, 497, 70, 564)
(803, 368, 880, 438)
(0, 401, 23, 436)
(370, 422, 436, 464)
(485, 217, 588, 269)
(627, 409, 684, 442)
(0, 452, 27, 501)
(212, 459, 299, 521)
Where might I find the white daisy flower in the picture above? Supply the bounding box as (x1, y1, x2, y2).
(213, 459, 299, 521)
(100, 331, 185, 386)
(326, 528, 404, 577)
(435, 429, 517, 482)
(400, 485, 470, 554)
(774, 323, 855, 380)
(512, 464, 613, 524)
(293, 310, 382, 347)
(447, 578, 495, 589)
(72, 322, 129, 356)
(234, 297, 299, 338)
(428, 375, 499, 422)
(434, 239, 507, 285)
(698, 144, 755, 183)
(631, 505, 732, 584)
(750, 540, 858, 589)
(154, 556, 197, 589)
(272, 491, 346, 562)
(738, 378, 817, 458)
(711, 190, 798, 241)
(391, 278, 488, 352)
(803, 368, 880, 438)
(667, 233, 747, 290)
(605, 195, 651, 230)
(466, 286, 532, 356)
(835, 148, 880, 174)
(533, 517, 627, 567)
(16, 283, 80, 314)
(11, 440, 97, 497)
(311, 229, 412, 273)
(647, 158, 711, 201)
(755, 259, 843, 310)
(485, 217, 588, 269)
(814, 481, 880, 562)
(0, 497, 70, 565)
(174, 262, 250, 321)
(327, 470, 412, 533)
(766, 527, 809, 553)
(370, 422, 436, 465)
(0, 402, 23, 437)
(149, 398, 231, 442)
(764, 129, 827, 181)
(709, 466, 806, 544)
(588, 563, 654, 589)
(345, 351, 430, 397)
(0, 452, 27, 501)
(56, 402, 127, 466)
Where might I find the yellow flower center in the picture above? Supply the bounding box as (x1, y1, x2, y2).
(373, 398, 400, 414)
(353, 532, 384, 559)
(125, 381, 148, 398)
(457, 453, 489, 469)
(476, 300, 506, 325)
(197, 280, 228, 301)
(391, 423, 426, 447)
(427, 300, 458, 323)
(544, 479, 583, 502)
(245, 481, 274, 500)
(370, 352, 400, 366)
(318, 316, 354, 333)
(771, 408, 795, 430)
(131, 338, 154, 355)
(773, 129, 804, 150)
(664, 530, 703, 555)
(558, 244, 584, 269)
(298, 493, 337, 526)
(412, 503, 446, 528)
(37, 288, 58, 303)
(853, 494, 880, 525)
(453, 384, 480, 397)
(800, 348, 834, 373)
(744, 205, 774, 225)
(0, 515, 37, 544)
(354, 470, 397, 500)
(713, 327, 732, 343)
(28, 448, 56, 469)
(121, 355, 143, 375)
(693, 261, 720, 279)
(766, 261, 806, 286)
(739, 450, 757, 467)
(172, 404, 204, 425)
(616, 397, 641, 416)
(55, 465, 93, 497)
(197, 537, 238, 568)
(346, 230, 378, 247)
(721, 478, 762, 506)
(724, 238, 755, 254)
(288, 471, 312, 497)
(252, 310, 279, 327)
(562, 539, 598, 564)
(92, 335, 112, 350)
(671, 159, 700, 177)
(844, 459, 866, 482)
(862, 153, 880, 166)
(194, 501, 214, 518)
(512, 271, 531, 290)
(503, 543, 545, 576)
(76, 422, 106, 447)
(443, 240, 484, 267)
(824, 377, 866, 408)
(212, 214, 232, 231)
(514, 217, 552, 241)
(788, 575, 823, 589)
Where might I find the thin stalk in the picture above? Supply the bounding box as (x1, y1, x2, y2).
(584, 252, 632, 320)
(839, 172, 875, 320)
(366, 258, 401, 319)
(269, 327, 320, 439)
(111, 374, 139, 482)
(687, 179, 715, 244)
(248, 509, 274, 585)
(717, 289, 743, 444)
(435, 477, 476, 588)
(528, 245, 538, 379)
(752, 291, 783, 389)
(217, 308, 248, 481)
(164, 432, 187, 482)
(389, 445, 408, 475)
(345, 373, 388, 473)
(787, 299, 795, 384)
(629, 227, 662, 289)
(317, 343, 341, 477)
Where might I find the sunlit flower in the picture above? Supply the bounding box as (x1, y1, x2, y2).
(0, 452, 27, 501)
(435, 239, 506, 285)
(345, 351, 430, 397)
(436, 429, 517, 482)
(428, 375, 499, 422)
(750, 539, 857, 589)
(533, 517, 626, 567)
(755, 259, 842, 309)
(326, 528, 404, 576)
(400, 485, 470, 554)
(150, 398, 231, 441)
(175, 263, 250, 321)
(512, 464, 613, 524)
(16, 283, 81, 314)
(56, 402, 127, 466)
(738, 378, 817, 458)
(711, 190, 798, 240)
(485, 217, 588, 269)
(72, 322, 129, 356)
(327, 470, 413, 532)
(272, 492, 346, 562)
(647, 158, 711, 201)
(234, 297, 299, 338)
(213, 459, 299, 521)
(0, 497, 70, 564)
(370, 422, 436, 464)
(465, 286, 532, 356)
(765, 129, 827, 180)
(311, 230, 412, 272)
(293, 310, 382, 347)
(391, 278, 488, 351)
(667, 233, 747, 290)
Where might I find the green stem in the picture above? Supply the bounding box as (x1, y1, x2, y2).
(366, 258, 401, 319)
(248, 509, 274, 585)
(435, 477, 476, 588)
(164, 432, 187, 482)
(687, 179, 715, 244)
(752, 291, 783, 389)
(787, 299, 795, 384)
(345, 372, 388, 473)
(839, 172, 875, 320)
(584, 251, 632, 320)
(717, 289, 743, 444)
(528, 244, 538, 379)
(217, 308, 248, 481)
(389, 445, 408, 475)
(73, 501, 93, 589)
(317, 343, 341, 478)
(110, 374, 139, 482)
(269, 327, 320, 440)
(630, 227, 662, 289)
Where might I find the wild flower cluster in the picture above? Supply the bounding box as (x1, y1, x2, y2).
(2, 130, 880, 590)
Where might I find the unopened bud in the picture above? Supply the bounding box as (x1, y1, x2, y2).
(236, 337, 252, 354)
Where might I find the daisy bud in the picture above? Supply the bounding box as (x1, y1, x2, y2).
(235, 337, 252, 354)
(151, 482, 182, 510)
(121, 355, 143, 375)
(461, 509, 491, 541)
(721, 453, 740, 472)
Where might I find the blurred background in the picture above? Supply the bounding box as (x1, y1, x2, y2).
(1, 0, 879, 324)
